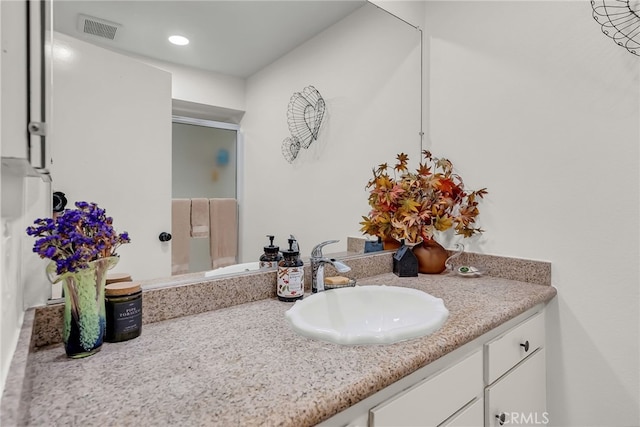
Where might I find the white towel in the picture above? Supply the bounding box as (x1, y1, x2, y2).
(190, 198, 210, 238)
(171, 199, 191, 275)
(209, 198, 238, 269)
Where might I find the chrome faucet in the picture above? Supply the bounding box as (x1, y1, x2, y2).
(310, 240, 351, 293)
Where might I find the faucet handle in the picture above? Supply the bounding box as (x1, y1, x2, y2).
(311, 240, 339, 258)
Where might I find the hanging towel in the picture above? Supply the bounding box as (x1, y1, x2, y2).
(190, 198, 210, 238)
(209, 198, 238, 269)
(171, 199, 191, 275)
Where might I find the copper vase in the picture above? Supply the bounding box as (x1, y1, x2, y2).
(413, 239, 448, 274)
(382, 237, 402, 251)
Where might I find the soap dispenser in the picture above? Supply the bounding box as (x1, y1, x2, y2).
(277, 238, 304, 302)
(259, 235, 282, 269)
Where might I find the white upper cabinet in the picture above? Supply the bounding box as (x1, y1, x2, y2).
(1, 0, 51, 176)
(1, 1, 29, 160)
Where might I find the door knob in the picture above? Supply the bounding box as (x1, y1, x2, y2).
(520, 340, 530, 352)
(158, 232, 172, 242)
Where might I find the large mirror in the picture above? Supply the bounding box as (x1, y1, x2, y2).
(45, 0, 422, 293)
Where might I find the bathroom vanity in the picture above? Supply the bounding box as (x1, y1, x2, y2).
(322, 305, 546, 426)
(1, 251, 556, 426)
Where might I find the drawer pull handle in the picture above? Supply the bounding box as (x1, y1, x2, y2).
(520, 340, 530, 352)
(496, 413, 506, 425)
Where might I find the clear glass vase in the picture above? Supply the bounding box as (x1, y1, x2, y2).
(47, 257, 118, 358)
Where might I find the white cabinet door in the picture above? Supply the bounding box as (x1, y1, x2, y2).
(486, 348, 547, 427)
(50, 32, 172, 280)
(370, 350, 483, 427)
(1, 0, 28, 160)
(1, 0, 51, 173)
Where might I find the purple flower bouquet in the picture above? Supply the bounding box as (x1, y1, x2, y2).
(26, 201, 130, 357)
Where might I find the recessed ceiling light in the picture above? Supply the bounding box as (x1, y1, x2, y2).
(52, 44, 74, 62)
(168, 35, 189, 46)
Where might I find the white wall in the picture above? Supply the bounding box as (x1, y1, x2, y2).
(2, 0, 26, 396)
(137, 56, 245, 114)
(422, 2, 639, 426)
(0, 170, 24, 398)
(0, 0, 50, 397)
(370, 0, 426, 28)
(241, 3, 422, 261)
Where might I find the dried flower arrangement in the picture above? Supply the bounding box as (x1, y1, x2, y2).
(360, 150, 487, 244)
(26, 201, 131, 275)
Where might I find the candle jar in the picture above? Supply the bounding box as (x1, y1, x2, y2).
(105, 282, 142, 343)
(106, 272, 132, 285)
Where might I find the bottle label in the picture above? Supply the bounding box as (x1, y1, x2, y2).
(277, 266, 304, 298)
(110, 299, 142, 334)
(260, 260, 277, 269)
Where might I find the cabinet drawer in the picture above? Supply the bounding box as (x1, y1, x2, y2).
(485, 348, 547, 427)
(370, 350, 482, 426)
(485, 312, 545, 384)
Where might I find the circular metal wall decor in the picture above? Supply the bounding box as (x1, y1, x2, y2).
(592, 0, 640, 56)
(281, 85, 326, 163)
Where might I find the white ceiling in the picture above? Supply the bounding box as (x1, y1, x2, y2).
(52, 0, 366, 78)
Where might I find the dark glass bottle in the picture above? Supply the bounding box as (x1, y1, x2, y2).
(260, 235, 282, 269)
(277, 238, 304, 302)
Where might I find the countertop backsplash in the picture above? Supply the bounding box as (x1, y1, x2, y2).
(29, 248, 550, 350)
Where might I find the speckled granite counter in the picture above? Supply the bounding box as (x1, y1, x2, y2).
(8, 271, 556, 427)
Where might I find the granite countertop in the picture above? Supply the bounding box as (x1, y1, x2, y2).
(18, 272, 556, 426)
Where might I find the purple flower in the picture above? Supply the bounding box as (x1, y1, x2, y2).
(26, 201, 131, 275)
(44, 246, 56, 258)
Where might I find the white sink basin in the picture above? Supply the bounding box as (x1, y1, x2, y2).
(284, 285, 449, 345)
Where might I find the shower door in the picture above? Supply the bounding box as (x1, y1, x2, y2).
(172, 117, 239, 273)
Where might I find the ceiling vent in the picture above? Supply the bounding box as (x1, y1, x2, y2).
(77, 14, 121, 40)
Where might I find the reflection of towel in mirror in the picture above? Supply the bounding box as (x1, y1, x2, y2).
(190, 198, 210, 238)
(171, 199, 191, 275)
(209, 198, 238, 269)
